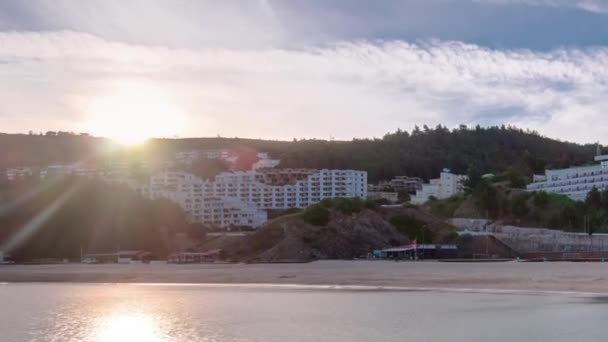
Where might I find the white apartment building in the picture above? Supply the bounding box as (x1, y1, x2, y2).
(135, 168, 367, 227)
(166, 193, 267, 227)
(526, 155, 608, 201)
(6, 167, 34, 180)
(411, 169, 467, 205)
(175, 150, 231, 165)
(252, 152, 280, 170)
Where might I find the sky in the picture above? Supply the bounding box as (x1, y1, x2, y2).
(1, 0, 608, 143)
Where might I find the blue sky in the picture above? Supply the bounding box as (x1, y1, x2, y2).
(1, 0, 608, 143)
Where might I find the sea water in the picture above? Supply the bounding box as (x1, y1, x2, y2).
(0, 283, 606, 341)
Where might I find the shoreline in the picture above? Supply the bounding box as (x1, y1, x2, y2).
(2, 260, 608, 294)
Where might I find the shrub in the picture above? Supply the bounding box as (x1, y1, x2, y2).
(333, 197, 367, 214)
(320, 198, 334, 208)
(318, 197, 376, 214)
(533, 191, 549, 208)
(441, 230, 459, 243)
(390, 215, 433, 243)
(363, 198, 378, 210)
(267, 208, 302, 219)
(511, 194, 529, 216)
(429, 195, 464, 218)
(302, 204, 330, 226)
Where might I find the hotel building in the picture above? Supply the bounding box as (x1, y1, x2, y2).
(5, 167, 34, 181)
(526, 155, 608, 201)
(134, 168, 368, 228)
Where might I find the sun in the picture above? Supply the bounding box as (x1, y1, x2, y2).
(84, 83, 184, 145)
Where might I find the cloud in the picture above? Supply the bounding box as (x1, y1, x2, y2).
(475, 0, 608, 13)
(1, 31, 608, 143)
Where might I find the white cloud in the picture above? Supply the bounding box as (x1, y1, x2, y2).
(1, 31, 608, 143)
(475, 0, 608, 13)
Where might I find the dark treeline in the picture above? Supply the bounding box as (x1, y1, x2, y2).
(0, 178, 198, 261)
(149, 125, 597, 181)
(0, 125, 598, 182)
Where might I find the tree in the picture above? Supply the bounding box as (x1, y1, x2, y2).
(561, 205, 580, 230)
(390, 215, 433, 243)
(472, 180, 501, 218)
(463, 165, 482, 193)
(0, 179, 194, 261)
(600, 189, 608, 211)
(301, 204, 330, 226)
(511, 194, 529, 216)
(586, 187, 602, 210)
(0, 124, 598, 184)
(505, 168, 527, 188)
(533, 191, 549, 208)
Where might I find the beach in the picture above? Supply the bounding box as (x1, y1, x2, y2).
(2, 260, 608, 293)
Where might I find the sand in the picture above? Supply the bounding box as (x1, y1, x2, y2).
(1, 260, 608, 293)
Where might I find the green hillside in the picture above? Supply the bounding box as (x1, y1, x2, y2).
(0, 125, 598, 182)
(0, 178, 199, 261)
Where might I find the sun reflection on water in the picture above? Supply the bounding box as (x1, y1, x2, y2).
(91, 311, 165, 342)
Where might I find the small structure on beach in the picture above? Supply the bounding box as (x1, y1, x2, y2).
(168, 249, 222, 264)
(82, 250, 152, 264)
(373, 243, 458, 260)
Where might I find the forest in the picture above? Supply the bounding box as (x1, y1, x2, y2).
(0, 125, 598, 182)
(0, 177, 199, 261)
(0, 125, 601, 260)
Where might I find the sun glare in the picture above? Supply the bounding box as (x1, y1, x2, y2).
(92, 312, 164, 342)
(85, 83, 185, 145)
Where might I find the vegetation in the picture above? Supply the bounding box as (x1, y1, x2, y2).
(301, 198, 377, 226)
(320, 197, 377, 214)
(0, 178, 198, 261)
(301, 204, 330, 226)
(186, 158, 229, 180)
(0, 125, 597, 182)
(1, 125, 605, 256)
(267, 208, 302, 219)
(428, 195, 465, 218)
(429, 173, 608, 234)
(389, 215, 434, 243)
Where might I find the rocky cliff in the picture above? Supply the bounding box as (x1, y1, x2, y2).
(202, 209, 408, 262)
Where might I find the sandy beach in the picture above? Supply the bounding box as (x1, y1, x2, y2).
(1, 260, 608, 293)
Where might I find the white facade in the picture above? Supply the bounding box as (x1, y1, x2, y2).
(135, 168, 367, 227)
(175, 150, 233, 165)
(411, 169, 466, 204)
(6, 167, 33, 180)
(526, 155, 608, 201)
(39, 163, 99, 179)
(252, 153, 281, 170)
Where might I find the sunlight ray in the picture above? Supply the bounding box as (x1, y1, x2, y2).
(0, 182, 82, 254)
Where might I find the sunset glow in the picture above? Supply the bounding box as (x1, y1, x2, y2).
(84, 83, 184, 145)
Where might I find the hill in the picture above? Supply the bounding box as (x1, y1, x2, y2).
(423, 176, 608, 234)
(0, 178, 200, 261)
(0, 125, 598, 182)
(197, 202, 459, 262)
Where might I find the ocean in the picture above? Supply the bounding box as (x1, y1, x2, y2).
(1, 283, 606, 341)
